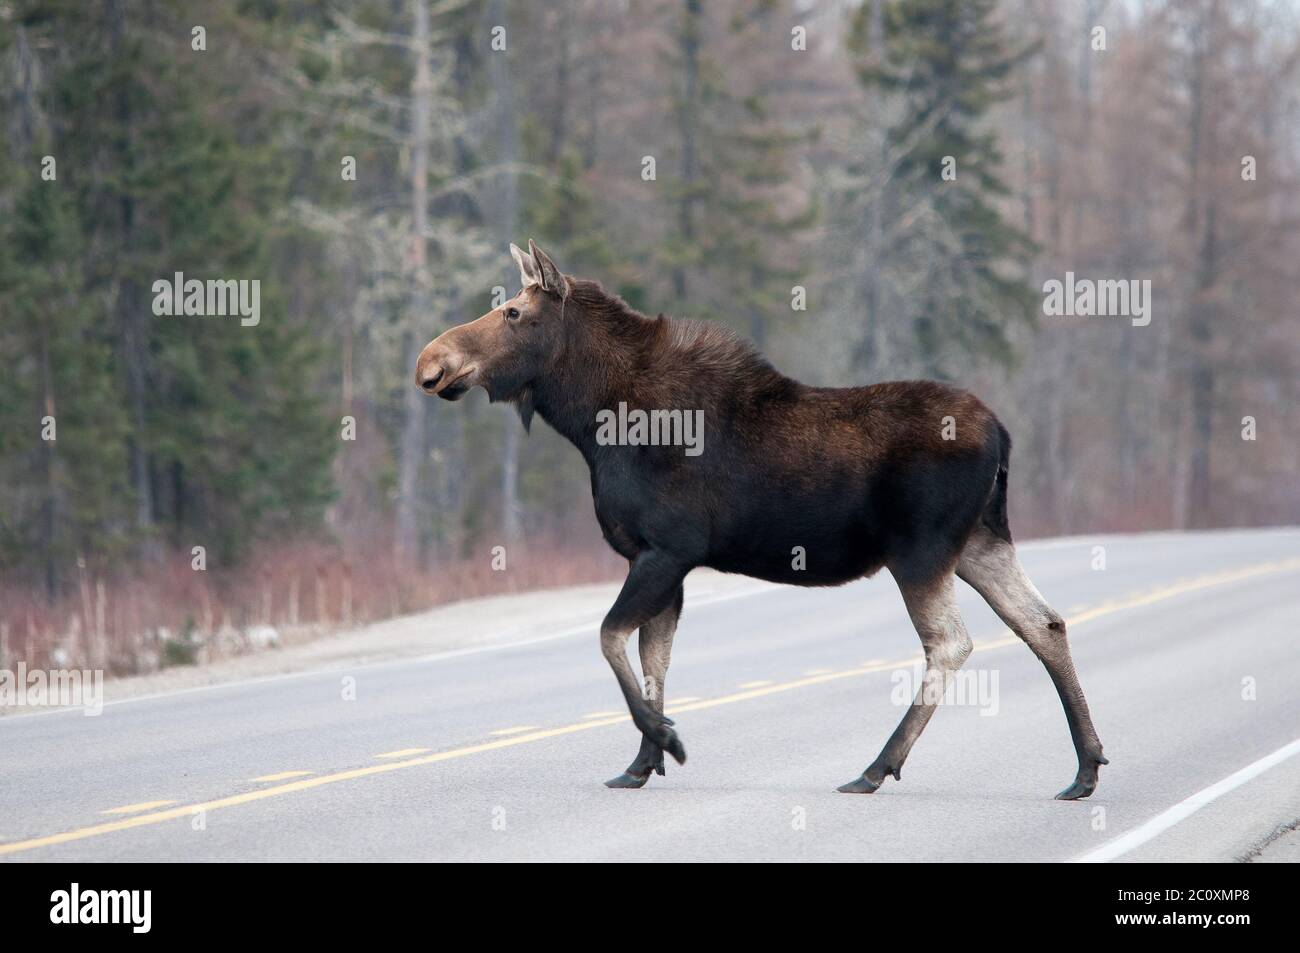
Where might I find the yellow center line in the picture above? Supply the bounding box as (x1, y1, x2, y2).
(249, 771, 314, 783)
(99, 801, 176, 816)
(737, 680, 773, 689)
(3, 556, 1296, 858)
(489, 726, 539, 736)
(375, 748, 430, 759)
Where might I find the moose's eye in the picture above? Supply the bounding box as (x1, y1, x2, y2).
(506, 307, 521, 321)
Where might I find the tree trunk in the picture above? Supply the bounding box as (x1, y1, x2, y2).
(39, 325, 58, 603)
(489, 0, 522, 543)
(1188, 204, 1219, 527)
(672, 0, 702, 302)
(1182, 0, 1219, 528)
(548, 3, 571, 166)
(395, 0, 433, 560)
(106, 0, 153, 542)
(862, 0, 887, 378)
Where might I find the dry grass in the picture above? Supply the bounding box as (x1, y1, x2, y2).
(0, 533, 624, 676)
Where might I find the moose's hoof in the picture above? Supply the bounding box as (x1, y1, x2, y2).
(659, 728, 687, 766)
(836, 774, 881, 794)
(1054, 780, 1096, 800)
(1056, 755, 1108, 800)
(606, 751, 665, 789)
(604, 770, 651, 790)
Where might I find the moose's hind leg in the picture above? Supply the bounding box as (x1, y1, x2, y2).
(605, 585, 683, 789)
(956, 525, 1107, 800)
(838, 573, 972, 794)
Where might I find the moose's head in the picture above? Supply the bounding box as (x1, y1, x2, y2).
(414, 240, 569, 424)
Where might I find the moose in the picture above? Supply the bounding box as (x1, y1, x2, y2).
(415, 241, 1108, 800)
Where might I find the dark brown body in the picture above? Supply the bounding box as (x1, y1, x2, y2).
(589, 370, 1006, 590)
(416, 241, 1107, 798)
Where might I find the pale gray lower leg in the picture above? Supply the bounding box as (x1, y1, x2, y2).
(957, 526, 1106, 798)
(841, 573, 972, 792)
(624, 587, 683, 778)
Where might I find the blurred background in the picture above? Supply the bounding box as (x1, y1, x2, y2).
(1, 0, 1298, 673)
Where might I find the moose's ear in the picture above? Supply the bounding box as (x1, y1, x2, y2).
(528, 240, 567, 298)
(510, 242, 540, 289)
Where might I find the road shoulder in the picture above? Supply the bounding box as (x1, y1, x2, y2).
(1, 568, 771, 716)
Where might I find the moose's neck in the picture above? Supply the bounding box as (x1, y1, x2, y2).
(530, 295, 655, 467)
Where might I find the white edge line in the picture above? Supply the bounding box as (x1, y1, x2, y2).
(1073, 737, 1300, 863)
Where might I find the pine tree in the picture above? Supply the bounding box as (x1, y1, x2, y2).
(0, 165, 130, 596)
(660, 0, 812, 346)
(845, 0, 1037, 375)
(8, 1, 337, 564)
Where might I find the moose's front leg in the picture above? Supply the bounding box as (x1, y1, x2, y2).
(605, 584, 684, 789)
(600, 551, 688, 787)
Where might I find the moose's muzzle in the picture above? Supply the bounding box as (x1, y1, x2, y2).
(414, 338, 476, 400)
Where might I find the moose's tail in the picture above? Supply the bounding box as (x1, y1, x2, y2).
(981, 421, 1013, 543)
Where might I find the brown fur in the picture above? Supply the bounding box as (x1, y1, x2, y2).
(414, 243, 1105, 798)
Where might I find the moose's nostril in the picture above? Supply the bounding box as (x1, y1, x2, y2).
(420, 367, 445, 392)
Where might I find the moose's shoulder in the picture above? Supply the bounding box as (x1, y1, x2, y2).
(659, 318, 780, 378)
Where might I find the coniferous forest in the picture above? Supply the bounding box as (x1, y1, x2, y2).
(1, 0, 1298, 672)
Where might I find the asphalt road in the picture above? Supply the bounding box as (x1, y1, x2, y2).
(2, 528, 1298, 862)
